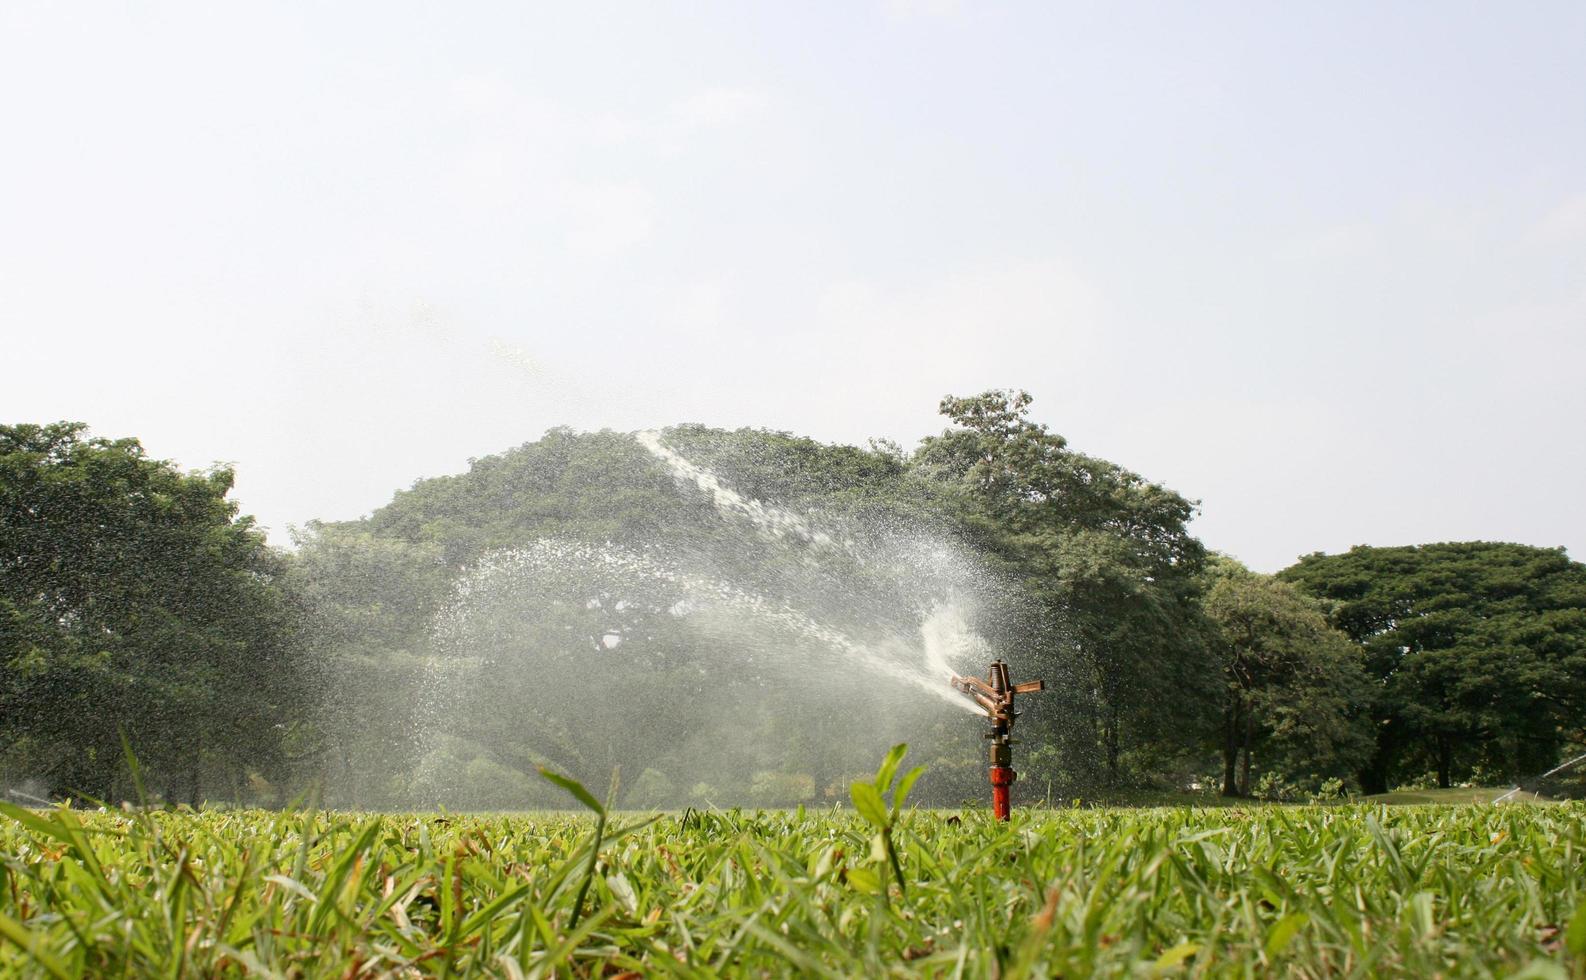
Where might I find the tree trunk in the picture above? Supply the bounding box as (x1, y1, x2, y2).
(1104, 702, 1120, 786)
(1221, 698, 1242, 796)
(1437, 737, 1452, 789)
(1084, 681, 1103, 785)
(1238, 709, 1255, 796)
(1358, 749, 1389, 795)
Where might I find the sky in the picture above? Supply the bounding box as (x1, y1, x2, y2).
(2, 1, 1582, 572)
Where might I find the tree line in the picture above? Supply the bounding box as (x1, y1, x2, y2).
(3, 394, 1583, 807)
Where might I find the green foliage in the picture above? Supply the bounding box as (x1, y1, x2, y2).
(749, 771, 816, 806)
(297, 423, 998, 809)
(1, 801, 1582, 975)
(1280, 543, 1586, 792)
(28, 407, 1580, 818)
(848, 743, 924, 897)
(286, 523, 451, 808)
(627, 768, 677, 809)
(913, 391, 1217, 786)
(1200, 557, 1374, 796)
(288, 400, 1264, 804)
(364, 427, 699, 559)
(0, 422, 309, 803)
(536, 767, 620, 930)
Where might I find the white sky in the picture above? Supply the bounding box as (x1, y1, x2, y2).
(2, 1, 1582, 572)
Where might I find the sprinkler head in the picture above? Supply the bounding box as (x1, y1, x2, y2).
(951, 659, 1045, 740)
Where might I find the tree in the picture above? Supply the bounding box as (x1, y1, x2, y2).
(0, 422, 307, 803)
(1200, 557, 1373, 796)
(285, 523, 451, 807)
(297, 423, 989, 808)
(911, 390, 1217, 787)
(1280, 542, 1586, 792)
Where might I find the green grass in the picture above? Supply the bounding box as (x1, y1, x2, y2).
(2, 800, 1584, 977)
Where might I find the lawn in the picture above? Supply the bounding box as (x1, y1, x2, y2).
(3, 794, 1583, 977)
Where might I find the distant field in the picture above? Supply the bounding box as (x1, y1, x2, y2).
(1021, 786, 1552, 808)
(1362, 787, 1551, 805)
(2, 801, 1583, 976)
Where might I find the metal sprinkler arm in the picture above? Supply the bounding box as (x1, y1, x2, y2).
(951, 677, 1005, 720)
(951, 668, 1044, 728)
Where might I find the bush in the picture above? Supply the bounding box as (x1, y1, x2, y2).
(749, 770, 815, 805)
(626, 768, 675, 808)
(1253, 772, 1351, 803)
(688, 781, 719, 804)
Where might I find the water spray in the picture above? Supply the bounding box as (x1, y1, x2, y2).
(951, 660, 1045, 821)
(1492, 749, 1586, 804)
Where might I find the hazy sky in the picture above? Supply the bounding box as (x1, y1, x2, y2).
(3, 2, 1582, 571)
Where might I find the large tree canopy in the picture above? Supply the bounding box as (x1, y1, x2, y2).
(1280, 542, 1586, 792)
(912, 390, 1217, 785)
(294, 402, 1228, 807)
(0, 423, 307, 803)
(295, 424, 990, 809)
(23, 405, 1577, 808)
(1200, 557, 1373, 796)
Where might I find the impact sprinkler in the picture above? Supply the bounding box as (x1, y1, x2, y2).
(951, 660, 1045, 821)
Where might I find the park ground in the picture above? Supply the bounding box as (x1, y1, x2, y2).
(2, 796, 1584, 977)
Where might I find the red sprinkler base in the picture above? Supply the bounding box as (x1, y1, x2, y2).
(990, 765, 1016, 821)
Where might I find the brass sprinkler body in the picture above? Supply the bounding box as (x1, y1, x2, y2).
(951, 660, 1045, 820)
